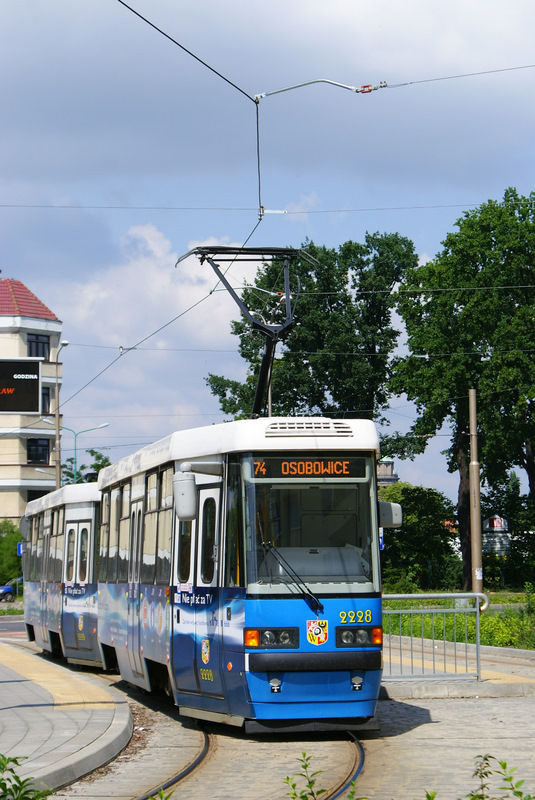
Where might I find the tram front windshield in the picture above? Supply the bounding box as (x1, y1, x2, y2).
(238, 453, 378, 595)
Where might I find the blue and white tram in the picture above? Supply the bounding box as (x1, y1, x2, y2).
(24, 483, 101, 664)
(97, 416, 400, 732)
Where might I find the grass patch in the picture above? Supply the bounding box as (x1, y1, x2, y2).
(0, 606, 24, 616)
(384, 584, 535, 650)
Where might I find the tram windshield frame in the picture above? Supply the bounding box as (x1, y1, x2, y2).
(231, 452, 380, 596)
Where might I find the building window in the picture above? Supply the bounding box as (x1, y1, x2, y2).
(27, 334, 50, 360)
(41, 386, 50, 414)
(27, 490, 48, 503)
(27, 438, 50, 464)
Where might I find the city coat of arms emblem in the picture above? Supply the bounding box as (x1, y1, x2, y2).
(202, 639, 210, 664)
(307, 619, 328, 646)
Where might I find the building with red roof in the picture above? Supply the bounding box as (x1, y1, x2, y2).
(0, 278, 64, 521)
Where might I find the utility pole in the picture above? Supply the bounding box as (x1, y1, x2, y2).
(54, 340, 69, 490)
(469, 388, 483, 593)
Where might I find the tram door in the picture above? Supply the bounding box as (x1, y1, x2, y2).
(62, 521, 93, 651)
(38, 529, 51, 644)
(194, 487, 224, 697)
(172, 487, 224, 697)
(127, 501, 144, 676)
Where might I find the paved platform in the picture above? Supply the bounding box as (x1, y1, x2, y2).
(0, 638, 534, 798)
(0, 642, 133, 793)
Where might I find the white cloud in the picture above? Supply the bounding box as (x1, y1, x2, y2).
(3, 0, 535, 498)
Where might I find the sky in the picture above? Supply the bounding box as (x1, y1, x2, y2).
(2, 0, 535, 500)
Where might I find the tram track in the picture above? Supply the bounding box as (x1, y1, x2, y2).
(2, 636, 368, 800)
(54, 669, 367, 800)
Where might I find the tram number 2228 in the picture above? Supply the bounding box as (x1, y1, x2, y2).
(339, 610, 373, 624)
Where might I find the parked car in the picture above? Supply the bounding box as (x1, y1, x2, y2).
(0, 577, 22, 602)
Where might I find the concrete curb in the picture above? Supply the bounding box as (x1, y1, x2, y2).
(27, 674, 133, 793)
(380, 679, 535, 700)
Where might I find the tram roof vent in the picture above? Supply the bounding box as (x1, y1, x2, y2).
(264, 420, 354, 437)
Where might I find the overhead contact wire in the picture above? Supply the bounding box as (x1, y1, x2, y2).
(60, 292, 213, 409)
(115, 0, 263, 212)
(115, 0, 254, 103)
(388, 62, 535, 89)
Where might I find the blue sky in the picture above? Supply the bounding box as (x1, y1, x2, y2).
(2, 0, 535, 499)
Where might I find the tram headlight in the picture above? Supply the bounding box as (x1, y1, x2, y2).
(336, 626, 383, 648)
(244, 627, 299, 648)
(261, 630, 277, 646)
(354, 629, 370, 645)
(341, 630, 355, 645)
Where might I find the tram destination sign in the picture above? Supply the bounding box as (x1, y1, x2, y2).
(253, 454, 367, 479)
(0, 359, 41, 414)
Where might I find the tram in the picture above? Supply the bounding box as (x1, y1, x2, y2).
(23, 416, 400, 732)
(24, 483, 101, 664)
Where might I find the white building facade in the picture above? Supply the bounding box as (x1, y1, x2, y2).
(0, 279, 64, 522)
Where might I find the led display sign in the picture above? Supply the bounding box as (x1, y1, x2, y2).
(0, 360, 41, 414)
(253, 454, 367, 479)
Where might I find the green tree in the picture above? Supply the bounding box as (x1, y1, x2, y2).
(481, 472, 535, 587)
(207, 235, 418, 419)
(379, 482, 460, 591)
(0, 520, 22, 584)
(390, 188, 535, 588)
(62, 448, 111, 485)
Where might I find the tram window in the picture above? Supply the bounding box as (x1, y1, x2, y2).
(161, 467, 173, 508)
(45, 532, 52, 580)
(51, 508, 59, 539)
(178, 521, 192, 583)
(93, 505, 101, 579)
(108, 487, 120, 581)
(101, 491, 110, 525)
(49, 535, 58, 582)
(79, 527, 89, 582)
(99, 492, 110, 580)
(146, 473, 158, 511)
(35, 517, 44, 580)
(117, 483, 131, 581)
(200, 498, 217, 584)
(156, 506, 172, 584)
(45, 535, 54, 581)
(118, 515, 130, 581)
(27, 518, 35, 580)
(142, 509, 157, 583)
(30, 516, 40, 581)
(225, 461, 244, 587)
(66, 528, 75, 582)
(121, 482, 131, 517)
(54, 529, 64, 583)
(141, 473, 157, 583)
(157, 467, 173, 583)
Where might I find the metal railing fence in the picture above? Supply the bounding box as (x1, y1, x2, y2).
(382, 593, 489, 681)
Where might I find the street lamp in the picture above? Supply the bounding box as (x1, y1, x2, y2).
(41, 419, 109, 484)
(54, 340, 69, 490)
(60, 423, 110, 483)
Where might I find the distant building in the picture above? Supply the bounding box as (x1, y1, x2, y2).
(0, 279, 64, 522)
(482, 515, 511, 556)
(377, 457, 399, 486)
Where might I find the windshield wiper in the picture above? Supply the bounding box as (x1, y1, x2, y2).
(261, 541, 324, 614)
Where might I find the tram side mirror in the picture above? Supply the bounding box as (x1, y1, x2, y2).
(173, 471, 198, 520)
(379, 501, 402, 528)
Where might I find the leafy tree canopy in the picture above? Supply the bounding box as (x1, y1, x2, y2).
(379, 482, 460, 591)
(62, 448, 111, 485)
(480, 472, 535, 588)
(207, 235, 418, 420)
(0, 520, 22, 584)
(389, 187, 535, 587)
